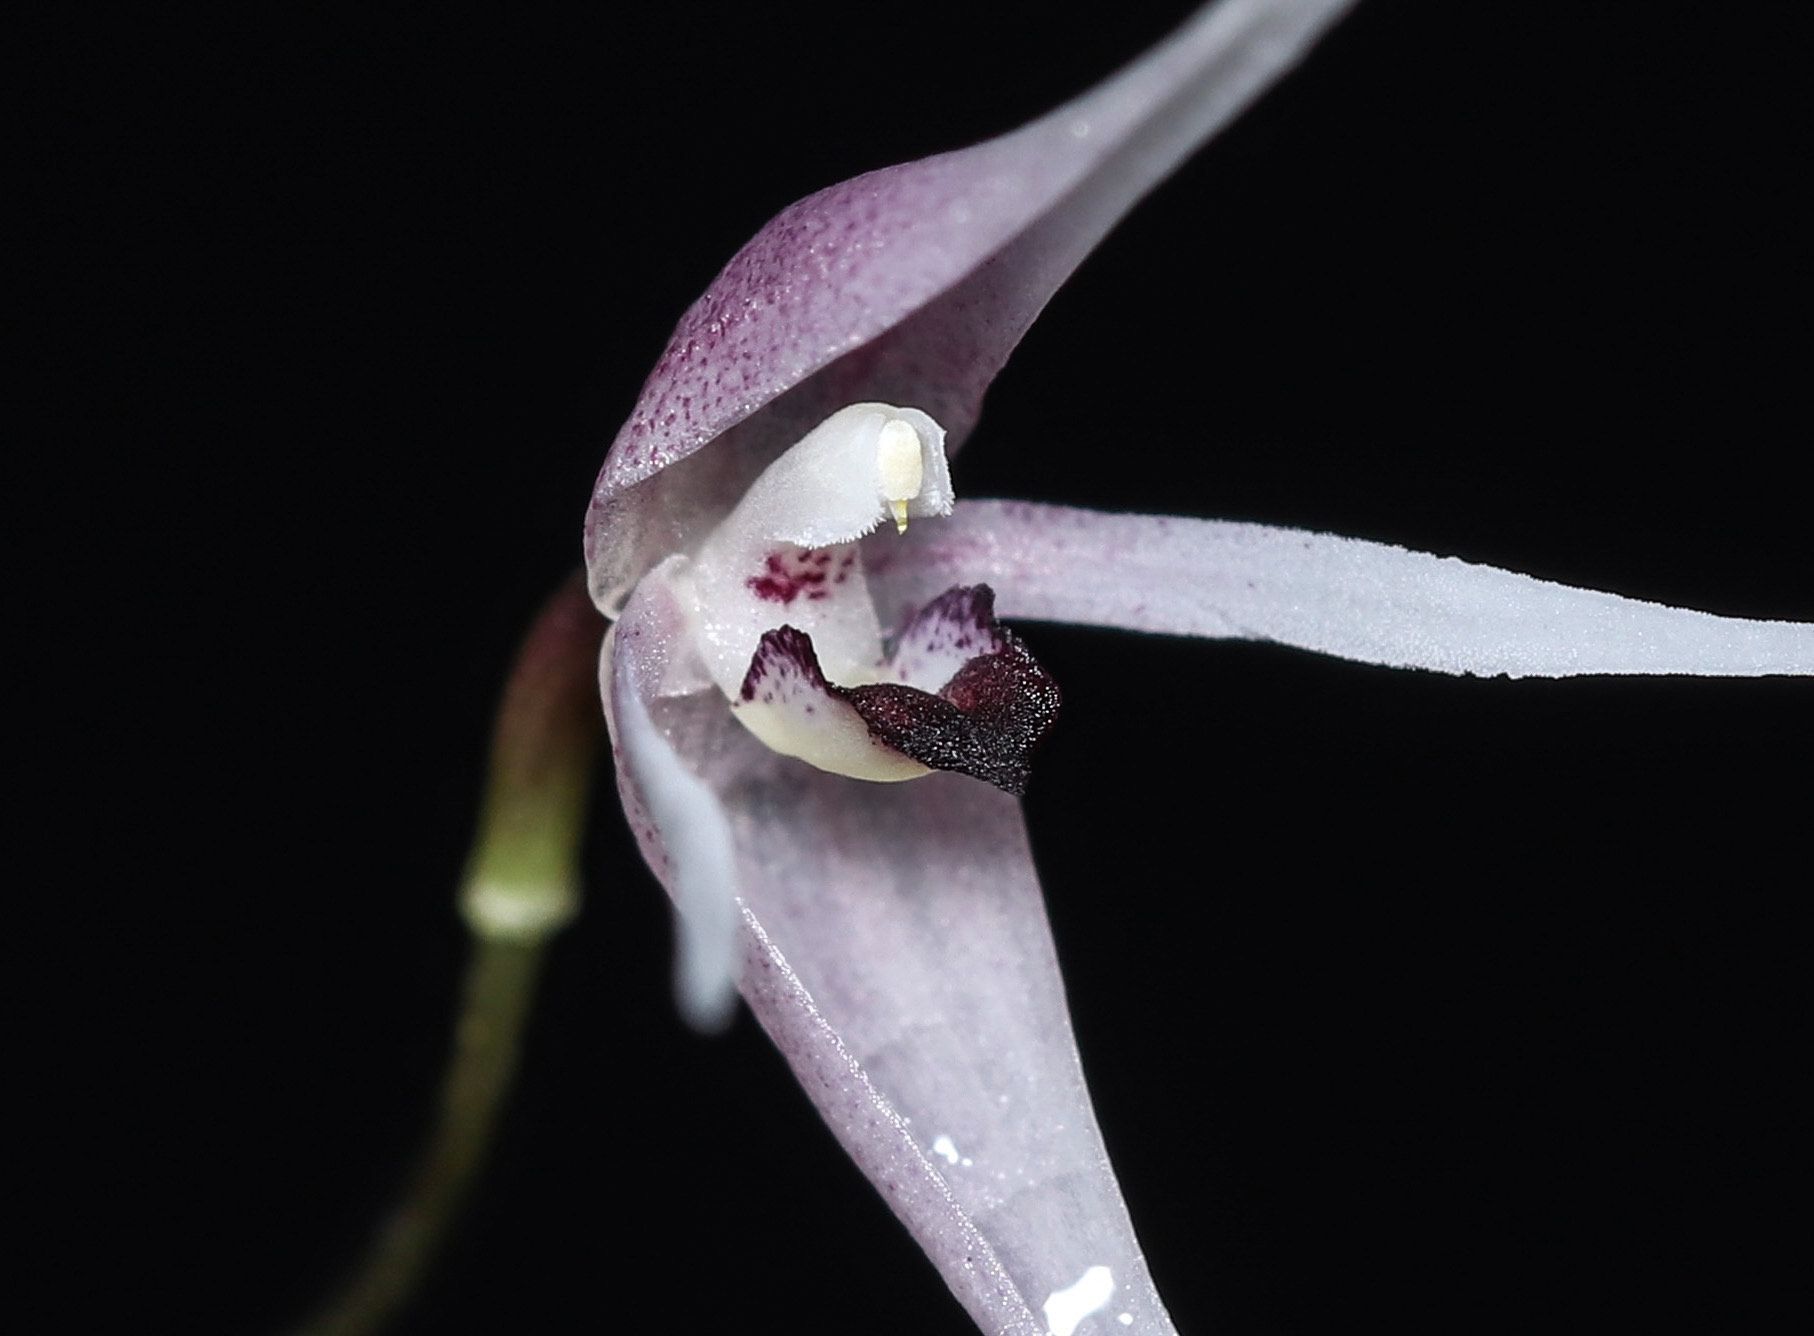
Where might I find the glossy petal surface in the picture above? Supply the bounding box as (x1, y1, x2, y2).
(608, 576, 1176, 1335)
(866, 502, 1814, 677)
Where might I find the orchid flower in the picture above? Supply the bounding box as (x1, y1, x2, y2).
(584, 3, 1809, 1334)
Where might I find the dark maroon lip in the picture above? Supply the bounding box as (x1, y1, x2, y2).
(738, 584, 1060, 795)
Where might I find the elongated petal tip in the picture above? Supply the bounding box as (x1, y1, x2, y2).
(868, 502, 1814, 679)
(586, 0, 1359, 614)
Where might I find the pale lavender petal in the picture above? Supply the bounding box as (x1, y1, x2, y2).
(866, 501, 1814, 677)
(586, 0, 1358, 611)
(609, 575, 1178, 1336)
(603, 562, 742, 1030)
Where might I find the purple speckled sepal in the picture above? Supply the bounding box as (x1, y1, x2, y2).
(586, 0, 1361, 611)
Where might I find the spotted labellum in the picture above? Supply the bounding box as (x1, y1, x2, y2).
(585, 3, 1812, 1334)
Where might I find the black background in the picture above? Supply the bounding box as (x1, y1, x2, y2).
(23, 2, 1808, 1333)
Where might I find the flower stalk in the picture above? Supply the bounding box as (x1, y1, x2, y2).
(289, 574, 602, 1336)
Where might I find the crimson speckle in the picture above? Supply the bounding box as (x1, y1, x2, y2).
(746, 547, 833, 605)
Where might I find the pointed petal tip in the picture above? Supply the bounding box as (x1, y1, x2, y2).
(585, 0, 1360, 610)
(871, 501, 1814, 680)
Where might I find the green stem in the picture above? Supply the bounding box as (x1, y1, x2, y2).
(288, 572, 603, 1336)
(294, 937, 545, 1336)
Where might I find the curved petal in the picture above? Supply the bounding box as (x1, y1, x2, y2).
(608, 572, 1178, 1336)
(865, 501, 1814, 677)
(602, 559, 742, 1030)
(587, 0, 1358, 612)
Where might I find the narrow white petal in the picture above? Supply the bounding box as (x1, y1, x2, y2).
(868, 502, 1814, 678)
(604, 566, 742, 1030)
